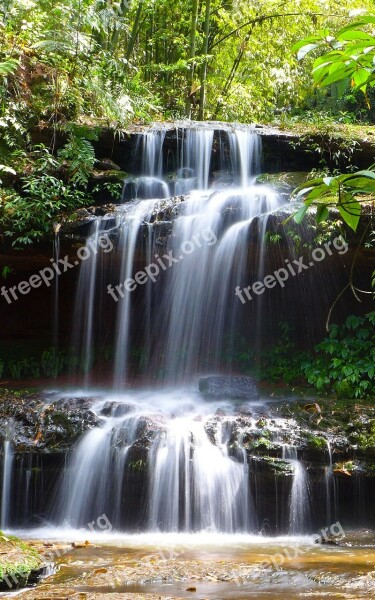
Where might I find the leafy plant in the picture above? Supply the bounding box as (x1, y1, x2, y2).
(257, 321, 305, 384)
(302, 311, 375, 399)
(41, 349, 66, 378)
(7, 359, 26, 380)
(58, 134, 97, 187)
(2, 174, 89, 246)
(292, 169, 375, 231)
(292, 13, 375, 232)
(293, 13, 375, 99)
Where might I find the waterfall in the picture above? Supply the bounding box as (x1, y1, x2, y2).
(66, 124, 288, 385)
(1, 420, 15, 530)
(70, 220, 101, 384)
(56, 409, 141, 527)
(141, 129, 166, 177)
(55, 393, 253, 533)
(182, 128, 214, 189)
(55, 124, 304, 534)
(282, 445, 311, 534)
(325, 439, 337, 524)
(150, 185, 280, 380)
(228, 129, 262, 188)
(113, 200, 156, 388)
(148, 415, 252, 532)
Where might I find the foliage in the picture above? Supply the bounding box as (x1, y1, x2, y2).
(57, 134, 97, 187)
(292, 169, 375, 231)
(1, 176, 88, 246)
(0, 134, 101, 245)
(1, 2, 375, 244)
(257, 321, 305, 384)
(293, 13, 375, 232)
(294, 13, 375, 100)
(1, 0, 374, 126)
(302, 312, 375, 399)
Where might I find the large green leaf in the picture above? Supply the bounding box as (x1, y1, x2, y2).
(338, 197, 361, 231)
(316, 205, 329, 223)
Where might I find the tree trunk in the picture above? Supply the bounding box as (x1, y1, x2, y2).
(126, 1, 144, 61)
(185, 0, 199, 118)
(198, 0, 211, 121)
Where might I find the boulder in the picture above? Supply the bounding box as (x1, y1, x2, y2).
(199, 376, 259, 399)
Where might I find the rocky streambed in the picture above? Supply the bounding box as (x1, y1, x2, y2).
(2, 531, 375, 599)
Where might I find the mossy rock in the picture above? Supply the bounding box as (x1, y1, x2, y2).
(249, 436, 278, 452)
(90, 169, 128, 182)
(261, 457, 294, 476)
(304, 434, 328, 451)
(0, 533, 43, 591)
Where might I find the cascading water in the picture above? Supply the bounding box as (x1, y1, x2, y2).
(1, 420, 15, 530)
(5, 124, 331, 537)
(148, 412, 252, 532)
(325, 439, 338, 525)
(282, 445, 311, 534)
(70, 125, 285, 386)
(45, 124, 304, 534)
(54, 392, 257, 533)
(151, 185, 280, 380)
(113, 200, 156, 388)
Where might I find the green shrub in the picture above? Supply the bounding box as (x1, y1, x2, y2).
(302, 312, 375, 399)
(258, 321, 305, 384)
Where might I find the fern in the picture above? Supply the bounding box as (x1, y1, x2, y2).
(58, 135, 96, 186)
(0, 58, 19, 76)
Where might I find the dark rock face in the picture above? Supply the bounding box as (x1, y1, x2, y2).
(199, 376, 259, 399)
(0, 391, 100, 453)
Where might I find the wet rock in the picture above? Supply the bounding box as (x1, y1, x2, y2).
(204, 418, 219, 445)
(199, 376, 259, 400)
(96, 158, 122, 171)
(135, 415, 167, 441)
(90, 169, 127, 181)
(54, 396, 99, 412)
(86, 204, 117, 217)
(100, 401, 135, 417)
(0, 392, 100, 453)
(125, 440, 150, 468)
(112, 415, 166, 452)
(235, 405, 253, 417)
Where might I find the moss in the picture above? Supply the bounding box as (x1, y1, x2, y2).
(305, 434, 327, 450)
(333, 461, 355, 474)
(0, 533, 42, 590)
(348, 419, 375, 454)
(262, 457, 294, 476)
(250, 437, 276, 451)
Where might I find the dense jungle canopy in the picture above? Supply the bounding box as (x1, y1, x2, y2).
(1, 0, 375, 127)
